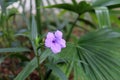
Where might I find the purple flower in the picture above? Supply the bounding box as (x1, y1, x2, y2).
(45, 30, 66, 54)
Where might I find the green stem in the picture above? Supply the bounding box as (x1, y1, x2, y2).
(78, 18, 96, 29)
(66, 15, 80, 41)
(35, 0, 42, 79)
(36, 50, 42, 80)
(35, 0, 42, 35)
(31, 40, 42, 80)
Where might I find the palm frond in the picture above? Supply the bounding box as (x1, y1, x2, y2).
(76, 28, 120, 80)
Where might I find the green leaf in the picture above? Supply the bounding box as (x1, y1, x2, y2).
(77, 28, 120, 80)
(74, 62, 88, 80)
(15, 29, 29, 38)
(14, 57, 37, 80)
(92, 0, 120, 8)
(46, 63, 68, 80)
(5, 0, 18, 7)
(31, 16, 38, 40)
(9, 53, 30, 61)
(0, 47, 30, 53)
(46, 1, 93, 15)
(7, 8, 18, 18)
(0, 0, 18, 12)
(110, 10, 120, 27)
(46, 3, 74, 12)
(51, 43, 79, 78)
(58, 43, 78, 61)
(71, 0, 77, 5)
(77, 1, 93, 15)
(95, 7, 111, 28)
(44, 43, 78, 78)
(14, 49, 52, 80)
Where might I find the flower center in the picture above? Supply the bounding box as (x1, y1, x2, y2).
(52, 39, 56, 43)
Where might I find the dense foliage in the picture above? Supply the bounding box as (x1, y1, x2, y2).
(0, 0, 120, 80)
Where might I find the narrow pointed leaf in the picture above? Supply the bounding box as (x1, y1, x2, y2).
(0, 47, 30, 53)
(14, 49, 52, 80)
(45, 1, 93, 14)
(46, 63, 67, 80)
(31, 16, 38, 40)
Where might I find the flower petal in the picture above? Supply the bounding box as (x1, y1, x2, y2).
(46, 32, 55, 39)
(45, 39, 52, 47)
(55, 30, 62, 39)
(59, 39, 66, 48)
(50, 43, 61, 54)
(45, 32, 55, 47)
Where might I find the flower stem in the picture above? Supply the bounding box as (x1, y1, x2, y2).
(31, 40, 42, 80)
(36, 50, 42, 80)
(66, 15, 80, 41)
(35, 0, 42, 35)
(35, 0, 43, 79)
